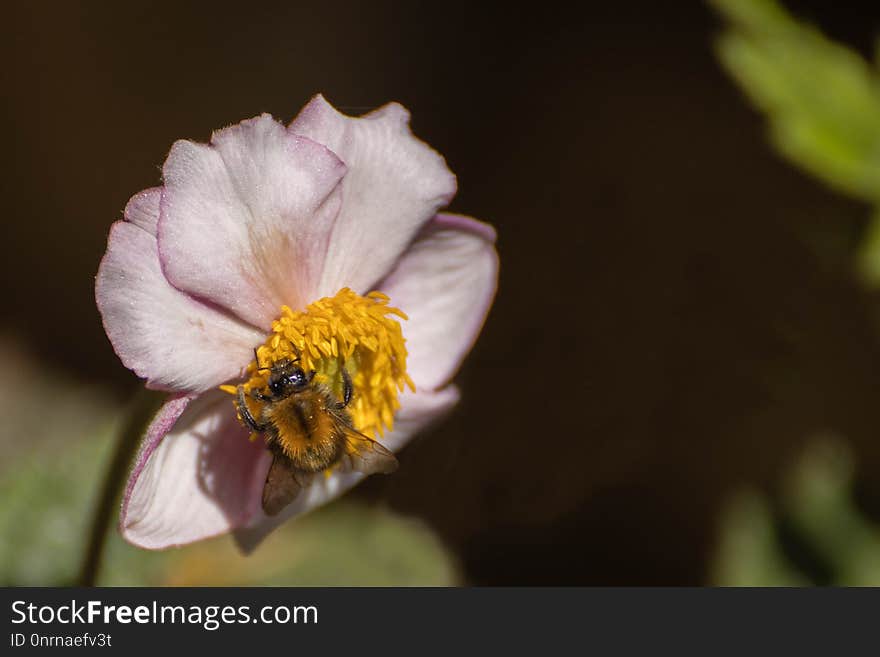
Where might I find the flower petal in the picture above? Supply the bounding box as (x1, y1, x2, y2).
(124, 187, 163, 235)
(121, 390, 270, 549)
(158, 114, 347, 329)
(289, 95, 458, 297)
(233, 385, 461, 552)
(379, 213, 498, 391)
(96, 194, 265, 392)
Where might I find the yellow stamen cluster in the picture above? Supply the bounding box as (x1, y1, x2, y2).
(220, 287, 414, 438)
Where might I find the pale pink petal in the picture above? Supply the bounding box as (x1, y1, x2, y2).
(123, 187, 162, 235)
(289, 95, 457, 297)
(378, 213, 498, 392)
(158, 114, 346, 330)
(96, 199, 266, 392)
(121, 390, 270, 549)
(233, 385, 461, 552)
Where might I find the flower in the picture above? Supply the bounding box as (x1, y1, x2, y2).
(95, 95, 498, 550)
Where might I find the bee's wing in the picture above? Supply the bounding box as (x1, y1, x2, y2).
(335, 420, 399, 476)
(262, 453, 310, 516)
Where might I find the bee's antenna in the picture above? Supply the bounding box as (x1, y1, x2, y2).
(289, 340, 302, 364)
(254, 347, 272, 372)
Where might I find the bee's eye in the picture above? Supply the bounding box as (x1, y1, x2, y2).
(269, 378, 285, 395)
(287, 368, 307, 388)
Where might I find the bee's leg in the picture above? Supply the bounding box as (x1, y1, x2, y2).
(236, 386, 269, 432)
(249, 389, 273, 403)
(334, 368, 353, 409)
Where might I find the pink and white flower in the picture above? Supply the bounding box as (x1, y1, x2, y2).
(95, 95, 498, 550)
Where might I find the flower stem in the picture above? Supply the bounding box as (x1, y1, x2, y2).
(78, 387, 165, 586)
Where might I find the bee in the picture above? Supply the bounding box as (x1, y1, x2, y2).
(235, 349, 398, 516)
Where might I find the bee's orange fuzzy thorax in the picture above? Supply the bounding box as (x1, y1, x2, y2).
(220, 287, 414, 439)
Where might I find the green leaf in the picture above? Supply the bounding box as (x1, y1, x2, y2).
(710, 489, 808, 586)
(711, 436, 880, 586)
(856, 208, 880, 285)
(0, 421, 118, 585)
(100, 501, 459, 587)
(781, 438, 880, 586)
(710, 0, 880, 202)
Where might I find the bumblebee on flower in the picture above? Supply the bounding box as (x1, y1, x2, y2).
(96, 94, 498, 550)
(228, 290, 405, 516)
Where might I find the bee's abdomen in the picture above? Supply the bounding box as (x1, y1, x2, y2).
(266, 393, 344, 473)
(294, 440, 342, 472)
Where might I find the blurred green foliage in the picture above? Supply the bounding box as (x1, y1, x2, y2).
(707, 0, 880, 586)
(711, 0, 880, 283)
(712, 437, 880, 585)
(0, 339, 458, 586)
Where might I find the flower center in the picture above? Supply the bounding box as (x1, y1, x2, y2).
(221, 288, 413, 440)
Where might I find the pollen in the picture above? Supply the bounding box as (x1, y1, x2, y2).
(221, 287, 414, 438)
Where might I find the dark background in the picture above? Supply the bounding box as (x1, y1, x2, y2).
(5, 1, 880, 584)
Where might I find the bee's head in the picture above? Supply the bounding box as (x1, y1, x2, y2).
(267, 359, 310, 398)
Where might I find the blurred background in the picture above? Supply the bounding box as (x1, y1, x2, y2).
(4, 0, 880, 585)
